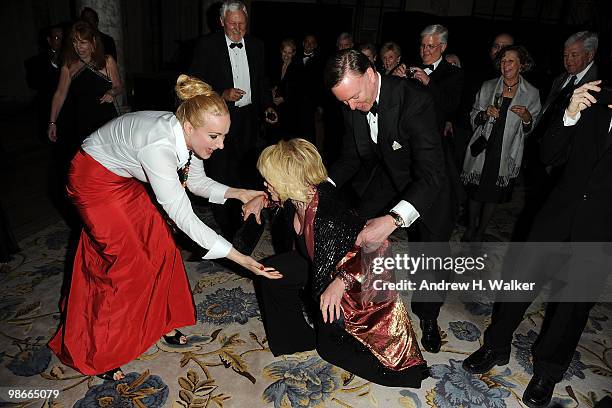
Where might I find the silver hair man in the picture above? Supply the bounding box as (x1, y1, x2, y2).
(220, 0, 247, 18)
(420, 24, 448, 44)
(565, 31, 598, 52)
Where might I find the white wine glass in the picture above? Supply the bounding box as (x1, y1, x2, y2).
(491, 92, 503, 123)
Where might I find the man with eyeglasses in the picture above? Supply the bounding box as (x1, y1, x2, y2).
(405, 24, 465, 354)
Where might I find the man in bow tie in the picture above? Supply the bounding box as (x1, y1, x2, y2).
(325, 50, 453, 353)
(190, 0, 277, 255)
(299, 34, 323, 144)
(409, 25, 465, 135)
(405, 26, 466, 348)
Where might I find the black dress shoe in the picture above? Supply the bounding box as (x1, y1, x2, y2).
(462, 345, 510, 374)
(523, 375, 555, 408)
(420, 319, 442, 353)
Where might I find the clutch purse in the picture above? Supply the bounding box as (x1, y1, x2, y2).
(470, 134, 488, 157)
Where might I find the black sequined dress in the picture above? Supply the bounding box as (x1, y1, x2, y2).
(258, 183, 428, 388)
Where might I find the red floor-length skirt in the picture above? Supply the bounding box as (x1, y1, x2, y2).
(49, 150, 196, 375)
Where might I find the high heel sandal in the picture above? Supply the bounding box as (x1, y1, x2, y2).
(97, 367, 124, 381)
(163, 329, 187, 345)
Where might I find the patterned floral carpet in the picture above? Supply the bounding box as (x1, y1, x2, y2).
(0, 183, 610, 408)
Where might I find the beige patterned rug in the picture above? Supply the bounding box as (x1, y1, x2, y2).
(0, 185, 610, 407)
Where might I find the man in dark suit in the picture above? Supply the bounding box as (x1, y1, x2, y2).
(299, 34, 323, 144)
(325, 50, 450, 353)
(406, 25, 465, 350)
(408, 24, 465, 205)
(517, 31, 599, 240)
(463, 80, 612, 408)
(190, 0, 277, 253)
(25, 24, 63, 141)
(409, 25, 465, 134)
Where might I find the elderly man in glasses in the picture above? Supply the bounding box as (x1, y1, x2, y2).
(399, 24, 465, 353)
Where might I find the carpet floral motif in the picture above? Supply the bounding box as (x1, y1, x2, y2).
(0, 197, 609, 407)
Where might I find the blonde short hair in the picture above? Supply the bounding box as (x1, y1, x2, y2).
(175, 74, 228, 127)
(257, 138, 327, 203)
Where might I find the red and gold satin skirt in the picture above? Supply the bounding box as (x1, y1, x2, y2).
(48, 150, 196, 375)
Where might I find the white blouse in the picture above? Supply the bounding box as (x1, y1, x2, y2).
(82, 111, 232, 259)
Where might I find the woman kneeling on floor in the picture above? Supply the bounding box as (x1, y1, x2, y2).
(247, 138, 429, 387)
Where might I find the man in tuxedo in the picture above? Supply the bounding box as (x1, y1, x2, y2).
(299, 34, 323, 144)
(408, 25, 465, 134)
(25, 24, 64, 141)
(517, 31, 599, 239)
(409, 24, 466, 174)
(190, 0, 277, 254)
(463, 80, 612, 408)
(325, 50, 451, 353)
(404, 25, 464, 351)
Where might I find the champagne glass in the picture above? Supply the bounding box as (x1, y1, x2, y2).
(491, 92, 503, 123)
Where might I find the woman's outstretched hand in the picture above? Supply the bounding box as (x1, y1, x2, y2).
(320, 277, 345, 323)
(227, 248, 283, 279)
(242, 195, 267, 223)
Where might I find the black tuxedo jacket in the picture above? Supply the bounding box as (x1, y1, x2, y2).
(190, 31, 272, 114)
(426, 58, 465, 131)
(330, 75, 452, 237)
(421, 58, 465, 221)
(300, 50, 324, 107)
(531, 105, 612, 241)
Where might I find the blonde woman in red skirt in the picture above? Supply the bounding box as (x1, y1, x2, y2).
(49, 74, 281, 381)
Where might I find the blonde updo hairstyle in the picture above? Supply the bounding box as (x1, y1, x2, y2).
(175, 74, 228, 128)
(257, 138, 327, 203)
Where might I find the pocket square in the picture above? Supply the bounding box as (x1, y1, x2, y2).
(392, 141, 402, 151)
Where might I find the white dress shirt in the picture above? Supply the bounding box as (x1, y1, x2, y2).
(225, 36, 252, 107)
(331, 72, 420, 228)
(82, 111, 232, 259)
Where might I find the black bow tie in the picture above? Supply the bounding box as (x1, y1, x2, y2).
(369, 101, 378, 115)
(229, 42, 243, 49)
(421, 64, 434, 71)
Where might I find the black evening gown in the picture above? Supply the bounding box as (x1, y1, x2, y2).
(466, 96, 516, 203)
(68, 63, 118, 150)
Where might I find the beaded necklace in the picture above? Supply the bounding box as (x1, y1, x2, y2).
(178, 150, 193, 188)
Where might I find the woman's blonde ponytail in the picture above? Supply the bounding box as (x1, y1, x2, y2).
(175, 74, 228, 127)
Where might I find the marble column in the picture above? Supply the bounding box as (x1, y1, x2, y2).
(75, 0, 127, 110)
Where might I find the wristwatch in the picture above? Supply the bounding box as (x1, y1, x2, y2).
(388, 211, 404, 228)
